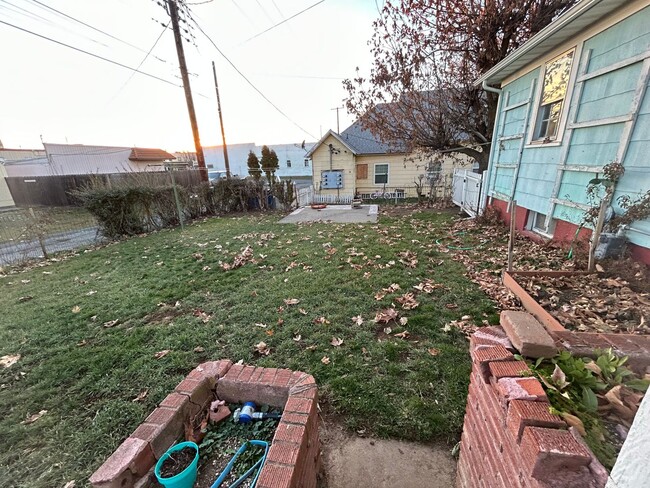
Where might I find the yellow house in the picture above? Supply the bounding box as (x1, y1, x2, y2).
(307, 121, 473, 202)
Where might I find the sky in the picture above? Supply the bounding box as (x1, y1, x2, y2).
(0, 0, 381, 152)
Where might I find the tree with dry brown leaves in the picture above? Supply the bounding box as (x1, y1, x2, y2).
(344, 0, 576, 171)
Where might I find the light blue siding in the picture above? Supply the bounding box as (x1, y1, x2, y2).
(487, 6, 650, 250)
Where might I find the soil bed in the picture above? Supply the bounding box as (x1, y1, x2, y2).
(516, 272, 650, 334)
(194, 405, 280, 488)
(159, 446, 196, 479)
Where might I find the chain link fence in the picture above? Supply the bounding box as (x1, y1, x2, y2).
(0, 207, 100, 267)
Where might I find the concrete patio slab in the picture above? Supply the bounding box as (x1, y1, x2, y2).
(279, 205, 378, 224)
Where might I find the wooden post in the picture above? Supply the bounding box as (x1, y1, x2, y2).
(167, 0, 207, 182)
(212, 61, 230, 178)
(588, 199, 607, 272)
(507, 201, 516, 272)
(28, 207, 48, 259)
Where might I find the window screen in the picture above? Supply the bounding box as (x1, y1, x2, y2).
(374, 164, 389, 184)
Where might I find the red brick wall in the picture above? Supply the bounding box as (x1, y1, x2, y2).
(488, 198, 650, 265)
(456, 328, 607, 488)
(90, 361, 320, 488)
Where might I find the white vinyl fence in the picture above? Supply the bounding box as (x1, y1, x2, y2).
(452, 168, 483, 217)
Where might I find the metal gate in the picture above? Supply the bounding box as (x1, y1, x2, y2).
(452, 168, 482, 217)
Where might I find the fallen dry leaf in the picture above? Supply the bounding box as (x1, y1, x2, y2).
(399, 317, 408, 326)
(321, 356, 331, 365)
(299, 308, 308, 315)
(395, 292, 419, 310)
(85, 290, 97, 296)
(313, 316, 331, 325)
(394, 330, 410, 339)
(154, 350, 171, 359)
(374, 308, 398, 324)
(194, 346, 205, 353)
(17, 296, 33, 303)
(102, 319, 119, 328)
(21, 409, 47, 425)
(284, 298, 300, 306)
(71, 305, 81, 313)
(266, 330, 275, 336)
(255, 323, 268, 328)
(383, 327, 392, 335)
(351, 315, 364, 326)
(255, 341, 270, 356)
(1, 354, 20, 368)
(293, 334, 302, 342)
(63, 481, 76, 488)
(427, 348, 440, 356)
(132, 389, 149, 402)
(330, 337, 344, 347)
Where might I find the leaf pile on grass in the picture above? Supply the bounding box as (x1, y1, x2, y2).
(0, 208, 497, 487)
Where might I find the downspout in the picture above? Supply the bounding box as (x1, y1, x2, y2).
(479, 80, 503, 214)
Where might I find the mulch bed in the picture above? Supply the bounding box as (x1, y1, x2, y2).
(516, 272, 650, 334)
(444, 216, 650, 334)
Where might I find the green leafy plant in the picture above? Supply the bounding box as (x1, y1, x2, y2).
(522, 349, 649, 470)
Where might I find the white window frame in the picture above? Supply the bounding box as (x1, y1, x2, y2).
(526, 210, 555, 238)
(374, 163, 389, 185)
(526, 45, 581, 147)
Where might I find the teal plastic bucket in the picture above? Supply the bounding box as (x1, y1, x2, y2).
(154, 441, 199, 488)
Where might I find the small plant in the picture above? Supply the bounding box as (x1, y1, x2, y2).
(521, 349, 648, 470)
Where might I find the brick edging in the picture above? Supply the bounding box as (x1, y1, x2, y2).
(89, 360, 320, 488)
(458, 326, 608, 488)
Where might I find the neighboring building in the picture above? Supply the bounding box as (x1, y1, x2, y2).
(0, 148, 47, 208)
(0, 164, 15, 208)
(4, 143, 176, 177)
(476, 0, 650, 263)
(306, 120, 473, 201)
(204, 142, 315, 182)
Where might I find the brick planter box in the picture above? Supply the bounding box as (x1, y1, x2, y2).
(456, 327, 609, 488)
(89, 361, 319, 488)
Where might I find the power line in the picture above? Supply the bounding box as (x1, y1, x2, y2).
(111, 22, 171, 100)
(0, 19, 182, 88)
(28, 0, 167, 61)
(189, 16, 317, 139)
(243, 0, 325, 44)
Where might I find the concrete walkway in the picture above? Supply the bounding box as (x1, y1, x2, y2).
(322, 424, 456, 487)
(279, 205, 378, 224)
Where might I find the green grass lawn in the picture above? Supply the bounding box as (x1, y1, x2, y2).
(0, 209, 496, 487)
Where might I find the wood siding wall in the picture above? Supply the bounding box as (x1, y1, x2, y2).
(488, 2, 650, 250)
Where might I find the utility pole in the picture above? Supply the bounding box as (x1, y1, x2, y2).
(331, 106, 342, 133)
(167, 0, 207, 181)
(212, 61, 230, 178)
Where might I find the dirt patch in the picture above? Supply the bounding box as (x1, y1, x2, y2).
(321, 420, 456, 488)
(517, 273, 650, 334)
(159, 446, 196, 478)
(143, 307, 183, 325)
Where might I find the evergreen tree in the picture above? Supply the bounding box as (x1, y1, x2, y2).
(247, 150, 262, 179)
(260, 145, 279, 184)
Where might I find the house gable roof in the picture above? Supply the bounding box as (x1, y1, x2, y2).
(306, 119, 408, 158)
(128, 148, 176, 161)
(305, 130, 358, 158)
(475, 0, 630, 87)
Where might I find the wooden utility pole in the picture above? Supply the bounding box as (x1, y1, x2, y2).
(212, 61, 230, 178)
(167, 0, 207, 181)
(331, 106, 342, 133)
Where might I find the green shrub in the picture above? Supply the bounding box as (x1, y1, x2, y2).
(73, 174, 270, 238)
